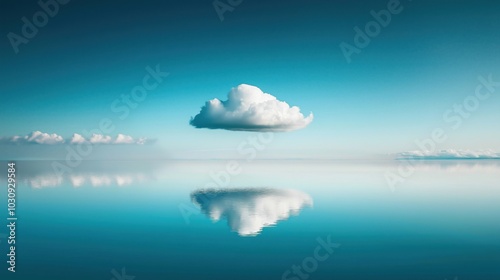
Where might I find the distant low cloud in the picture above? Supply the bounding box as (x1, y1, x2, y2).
(190, 84, 314, 132)
(114, 134, 135, 144)
(69, 133, 86, 144)
(89, 134, 113, 144)
(398, 149, 500, 159)
(191, 188, 313, 236)
(0, 131, 152, 145)
(0, 131, 64, 145)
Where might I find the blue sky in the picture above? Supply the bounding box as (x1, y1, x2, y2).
(1, 0, 499, 159)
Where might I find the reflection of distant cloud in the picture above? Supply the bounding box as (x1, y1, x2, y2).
(191, 188, 313, 236)
(23, 173, 149, 188)
(89, 175, 113, 186)
(28, 175, 63, 189)
(398, 149, 500, 159)
(69, 175, 86, 187)
(397, 159, 500, 173)
(115, 175, 134, 186)
(6, 161, 156, 189)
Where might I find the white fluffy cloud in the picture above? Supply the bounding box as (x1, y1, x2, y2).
(70, 133, 87, 144)
(0, 131, 151, 145)
(0, 131, 65, 144)
(114, 134, 135, 144)
(190, 84, 314, 132)
(398, 149, 500, 159)
(71, 133, 147, 144)
(89, 134, 113, 144)
(191, 188, 313, 236)
(27, 131, 65, 144)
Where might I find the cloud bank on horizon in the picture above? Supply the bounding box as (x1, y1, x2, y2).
(190, 84, 314, 132)
(0, 131, 152, 145)
(397, 149, 500, 159)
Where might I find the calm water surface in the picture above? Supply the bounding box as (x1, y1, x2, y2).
(1, 160, 499, 280)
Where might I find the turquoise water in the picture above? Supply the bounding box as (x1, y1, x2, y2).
(1, 160, 499, 279)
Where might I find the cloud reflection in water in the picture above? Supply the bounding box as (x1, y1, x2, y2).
(191, 188, 313, 236)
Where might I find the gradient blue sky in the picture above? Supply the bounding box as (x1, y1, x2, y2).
(1, 0, 499, 159)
